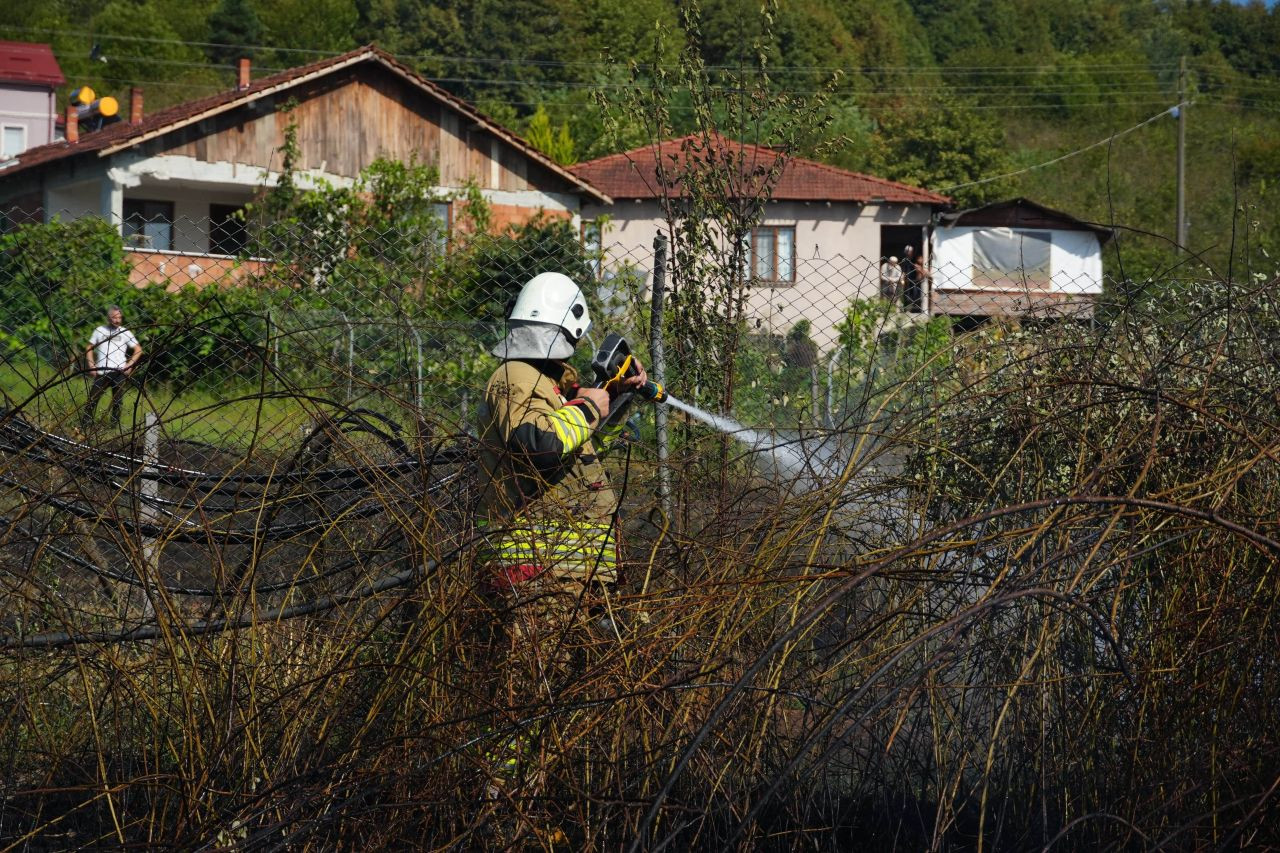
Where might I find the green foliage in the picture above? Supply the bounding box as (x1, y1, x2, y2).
(828, 297, 952, 423)
(255, 0, 357, 65)
(804, 98, 877, 173)
(239, 146, 594, 401)
(246, 126, 448, 312)
(0, 218, 131, 362)
(870, 95, 1012, 207)
(523, 105, 576, 165)
(448, 217, 596, 329)
(0, 217, 268, 389)
(603, 0, 841, 414)
(835, 297, 894, 374)
(205, 0, 263, 65)
(111, 281, 269, 388)
(26, 0, 223, 111)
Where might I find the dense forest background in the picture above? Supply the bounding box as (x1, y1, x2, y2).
(5, 0, 1280, 280)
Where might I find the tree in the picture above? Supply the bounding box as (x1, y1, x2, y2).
(257, 0, 359, 66)
(205, 0, 263, 66)
(870, 95, 1011, 206)
(452, 218, 595, 326)
(523, 105, 576, 164)
(79, 1, 220, 110)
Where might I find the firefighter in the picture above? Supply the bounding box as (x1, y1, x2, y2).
(473, 271, 650, 813)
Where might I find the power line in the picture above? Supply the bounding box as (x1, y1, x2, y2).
(8, 26, 1270, 120)
(937, 104, 1182, 193)
(0, 23, 1184, 76)
(402, 74, 1176, 99)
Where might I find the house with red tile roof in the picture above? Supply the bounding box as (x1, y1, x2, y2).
(0, 41, 65, 160)
(0, 45, 608, 287)
(570, 134, 950, 347)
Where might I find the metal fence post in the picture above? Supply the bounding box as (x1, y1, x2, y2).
(334, 312, 353, 401)
(811, 363, 820, 426)
(409, 325, 423, 413)
(651, 233, 671, 519)
(266, 308, 276, 388)
(826, 345, 843, 428)
(140, 411, 159, 617)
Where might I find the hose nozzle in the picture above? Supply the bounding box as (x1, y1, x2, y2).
(639, 380, 668, 403)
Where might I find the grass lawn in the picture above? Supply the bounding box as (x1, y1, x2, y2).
(1, 357, 331, 451)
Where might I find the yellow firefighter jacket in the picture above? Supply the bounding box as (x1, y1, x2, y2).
(477, 359, 623, 587)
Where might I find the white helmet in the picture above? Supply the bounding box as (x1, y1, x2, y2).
(490, 271, 592, 360)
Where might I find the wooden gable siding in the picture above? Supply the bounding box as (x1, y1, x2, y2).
(145, 63, 573, 196)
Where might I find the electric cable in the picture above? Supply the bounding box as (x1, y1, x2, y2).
(0, 471, 389, 544)
(0, 491, 543, 649)
(936, 103, 1183, 193)
(0, 406, 469, 542)
(0, 25, 1182, 75)
(1, 407, 465, 488)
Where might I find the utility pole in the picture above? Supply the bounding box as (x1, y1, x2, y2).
(1176, 55, 1187, 253)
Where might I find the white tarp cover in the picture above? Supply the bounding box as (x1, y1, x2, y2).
(932, 226, 1103, 294)
(973, 229, 1051, 288)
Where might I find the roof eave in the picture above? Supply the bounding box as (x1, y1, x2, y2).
(939, 197, 1114, 242)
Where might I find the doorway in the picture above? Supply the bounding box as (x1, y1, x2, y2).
(879, 224, 924, 264)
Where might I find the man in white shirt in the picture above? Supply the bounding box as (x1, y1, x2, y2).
(82, 306, 143, 429)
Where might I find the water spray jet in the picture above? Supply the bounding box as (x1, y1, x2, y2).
(593, 333, 821, 481)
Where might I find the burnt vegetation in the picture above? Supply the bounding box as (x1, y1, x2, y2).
(0, 254, 1277, 849)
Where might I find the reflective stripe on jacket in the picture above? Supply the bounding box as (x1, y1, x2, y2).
(477, 359, 622, 584)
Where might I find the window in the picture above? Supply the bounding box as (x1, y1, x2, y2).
(1, 125, 24, 159)
(581, 219, 603, 280)
(123, 199, 175, 251)
(744, 225, 795, 283)
(209, 204, 247, 256)
(972, 229, 1052, 289)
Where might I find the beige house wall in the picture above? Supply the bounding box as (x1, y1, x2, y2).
(582, 198, 936, 350)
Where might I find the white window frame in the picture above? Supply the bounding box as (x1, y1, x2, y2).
(1, 124, 26, 159)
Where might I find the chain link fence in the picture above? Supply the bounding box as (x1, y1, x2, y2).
(3, 207, 1277, 847)
(0, 211, 1113, 441)
(0, 207, 1139, 638)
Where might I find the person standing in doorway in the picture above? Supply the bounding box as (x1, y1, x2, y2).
(82, 306, 143, 429)
(880, 255, 903, 304)
(901, 245, 923, 313)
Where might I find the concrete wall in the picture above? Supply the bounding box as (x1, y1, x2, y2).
(45, 179, 100, 220)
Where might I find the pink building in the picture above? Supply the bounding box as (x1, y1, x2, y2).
(0, 41, 65, 160)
